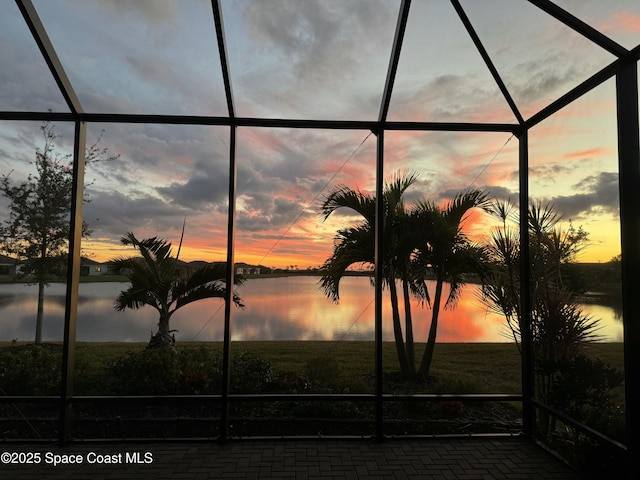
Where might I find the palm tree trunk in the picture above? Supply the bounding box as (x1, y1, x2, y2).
(389, 278, 410, 376)
(418, 277, 444, 379)
(149, 313, 175, 349)
(35, 281, 44, 344)
(402, 279, 415, 374)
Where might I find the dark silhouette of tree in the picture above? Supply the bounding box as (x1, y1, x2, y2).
(412, 190, 490, 378)
(109, 231, 244, 349)
(0, 122, 117, 344)
(319, 171, 489, 378)
(480, 199, 606, 436)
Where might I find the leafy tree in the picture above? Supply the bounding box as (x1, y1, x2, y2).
(108, 231, 244, 349)
(0, 122, 117, 344)
(319, 171, 489, 378)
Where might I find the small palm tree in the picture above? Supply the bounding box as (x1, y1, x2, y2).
(481, 199, 597, 352)
(109, 232, 244, 349)
(480, 199, 600, 435)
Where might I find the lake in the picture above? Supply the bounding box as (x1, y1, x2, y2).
(0, 276, 624, 343)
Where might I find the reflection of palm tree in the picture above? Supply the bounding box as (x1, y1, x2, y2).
(109, 232, 243, 349)
(319, 171, 489, 378)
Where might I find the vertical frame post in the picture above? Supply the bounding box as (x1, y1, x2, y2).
(616, 58, 640, 480)
(220, 125, 237, 442)
(518, 128, 534, 439)
(374, 129, 385, 441)
(59, 121, 86, 444)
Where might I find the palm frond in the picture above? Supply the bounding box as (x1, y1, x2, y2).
(109, 231, 245, 344)
(320, 184, 375, 223)
(319, 224, 374, 301)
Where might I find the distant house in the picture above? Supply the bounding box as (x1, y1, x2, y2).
(80, 258, 107, 276)
(0, 254, 18, 275)
(235, 262, 270, 275)
(236, 266, 260, 275)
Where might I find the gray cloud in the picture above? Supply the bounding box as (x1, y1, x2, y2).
(237, 194, 307, 233)
(0, 3, 68, 113)
(551, 171, 619, 219)
(511, 51, 585, 106)
(243, 0, 393, 87)
(229, 0, 396, 118)
(96, 0, 178, 24)
(390, 73, 510, 122)
(83, 190, 183, 236)
(158, 174, 229, 209)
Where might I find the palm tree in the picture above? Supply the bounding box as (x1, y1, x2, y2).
(481, 199, 597, 353)
(109, 232, 244, 349)
(480, 199, 600, 435)
(411, 190, 491, 378)
(319, 172, 420, 375)
(319, 171, 489, 378)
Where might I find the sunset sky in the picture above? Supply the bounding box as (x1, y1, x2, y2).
(1, 0, 639, 269)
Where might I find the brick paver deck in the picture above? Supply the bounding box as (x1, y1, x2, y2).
(1, 437, 583, 479)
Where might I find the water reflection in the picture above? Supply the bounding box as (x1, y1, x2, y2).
(0, 276, 624, 343)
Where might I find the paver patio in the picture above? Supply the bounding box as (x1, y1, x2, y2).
(1, 437, 584, 479)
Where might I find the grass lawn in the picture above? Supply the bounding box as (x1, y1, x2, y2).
(68, 341, 523, 392)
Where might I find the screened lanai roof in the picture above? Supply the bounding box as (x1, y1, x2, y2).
(2, 0, 639, 122)
(3, 1, 640, 464)
(1, 0, 640, 270)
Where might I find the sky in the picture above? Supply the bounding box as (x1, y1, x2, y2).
(1, 0, 640, 269)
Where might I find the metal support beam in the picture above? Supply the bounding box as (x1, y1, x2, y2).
(528, 0, 628, 58)
(374, 129, 385, 442)
(616, 58, 640, 480)
(450, 0, 524, 125)
(378, 0, 411, 124)
(518, 129, 534, 439)
(211, 0, 235, 120)
(59, 121, 86, 444)
(526, 60, 618, 130)
(15, 0, 84, 116)
(220, 125, 237, 443)
(0, 111, 521, 134)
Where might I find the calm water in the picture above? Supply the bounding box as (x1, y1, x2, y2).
(0, 276, 624, 343)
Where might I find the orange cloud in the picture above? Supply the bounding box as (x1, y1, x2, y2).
(600, 11, 640, 34)
(172, 155, 195, 166)
(562, 147, 609, 160)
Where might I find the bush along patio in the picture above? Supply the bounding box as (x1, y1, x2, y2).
(0, 341, 623, 444)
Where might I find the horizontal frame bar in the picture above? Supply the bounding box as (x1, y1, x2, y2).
(0, 111, 520, 134)
(1, 393, 522, 405)
(532, 399, 627, 453)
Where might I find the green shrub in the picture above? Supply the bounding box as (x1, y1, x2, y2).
(105, 347, 274, 396)
(228, 350, 274, 394)
(175, 346, 220, 394)
(0, 345, 61, 395)
(546, 354, 624, 440)
(304, 355, 343, 391)
(107, 348, 180, 395)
